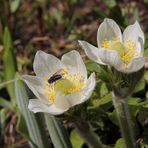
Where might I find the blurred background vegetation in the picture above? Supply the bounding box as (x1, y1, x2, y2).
(0, 0, 148, 147)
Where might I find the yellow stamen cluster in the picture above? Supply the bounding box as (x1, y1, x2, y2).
(101, 39, 110, 48)
(66, 72, 85, 94)
(121, 39, 137, 64)
(44, 84, 56, 103)
(113, 36, 120, 42)
(101, 37, 120, 49)
(43, 68, 85, 104)
(101, 37, 138, 65)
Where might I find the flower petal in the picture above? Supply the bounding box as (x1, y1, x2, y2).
(97, 18, 122, 47)
(96, 48, 134, 73)
(33, 50, 62, 77)
(65, 92, 83, 107)
(28, 99, 66, 115)
(124, 57, 145, 73)
(61, 50, 87, 80)
(22, 75, 50, 104)
(81, 72, 96, 102)
(65, 72, 96, 106)
(123, 21, 145, 44)
(78, 40, 106, 65)
(123, 21, 145, 55)
(54, 93, 71, 110)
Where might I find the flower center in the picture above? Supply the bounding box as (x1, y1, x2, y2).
(101, 38, 138, 64)
(44, 68, 85, 103)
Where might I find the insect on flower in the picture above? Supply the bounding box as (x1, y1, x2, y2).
(48, 69, 63, 84)
(22, 50, 96, 115)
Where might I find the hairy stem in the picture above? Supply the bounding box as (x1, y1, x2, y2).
(112, 93, 138, 148)
(74, 121, 104, 148)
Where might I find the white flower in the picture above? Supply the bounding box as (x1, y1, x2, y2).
(79, 18, 145, 73)
(22, 50, 95, 115)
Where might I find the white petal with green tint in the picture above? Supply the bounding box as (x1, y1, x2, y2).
(124, 57, 145, 73)
(78, 40, 106, 65)
(65, 92, 83, 107)
(23, 50, 96, 115)
(97, 18, 122, 47)
(123, 21, 145, 56)
(61, 50, 87, 81)
(82, 72, 96, 101)
(33, 50, 62, 77)
(96, 48, 125, 70)
(54, 93, 71, 110)
(22, 75, 50, 104)
(65, 72, 96, 106)
(28, 99, 66, 115)
(80, 18, 145, 74)
(123, 21, 145, 44)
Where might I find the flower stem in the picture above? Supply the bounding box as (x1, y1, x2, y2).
(74, 121, 104, 148)
(112, 93, 137, 148)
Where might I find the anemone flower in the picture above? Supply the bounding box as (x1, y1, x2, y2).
(22, 50, 95, 115)
(79, 18, 145, 73)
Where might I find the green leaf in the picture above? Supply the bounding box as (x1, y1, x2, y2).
(98, 83, 109, 98)
(70, 129, 84, 148)
(144, 71, 148, 84)
(92, 93, 112, 111)
(0, 108, 9, 136)
(133, 8, 140, 21)
(138, 107, 148, 126)
(86, 61, 100, 73)
(10, 0, 21, 13)
(144, 48, 148, 56)
(86, 61, 111, 83)
(127, 97, 142, 118)
(2, 27, 17, 106)
(127, 97, 142, 116)
(51, 8, 63, 25)
(133, 79, 145, 94)
(0, 97, 13, 111)
(108, 109, 118, 126)
(94, 7, 107, 18)
(146, 91, 148, 100)
(16, 110, 30, 141)
(128, 97, 141, 105)
(115, 138, 126, 148)
(101, 0, 116, 8)
(15, 73, 50, 148)
(45, 114, 72, 148)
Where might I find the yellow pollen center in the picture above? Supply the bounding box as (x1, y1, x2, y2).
(43, 68, 85, 104)
(101, 39, 110, 48)
(101, 37, 138, 65)
(44, 84, 56, 103)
